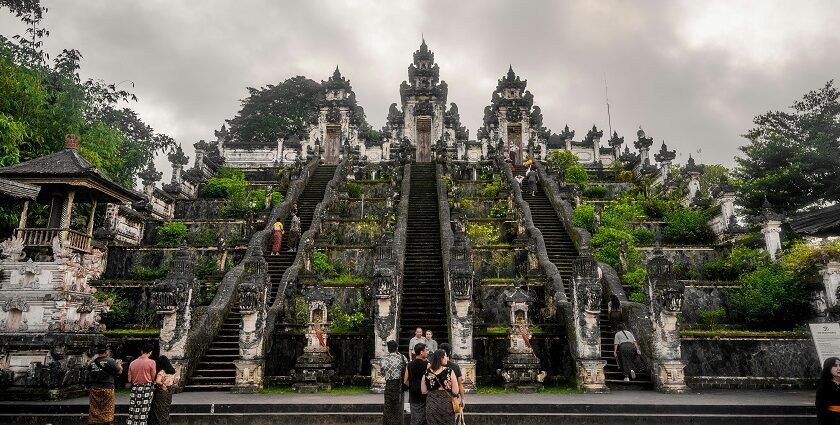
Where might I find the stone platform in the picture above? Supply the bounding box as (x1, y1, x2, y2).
(0, 389, 815, 424)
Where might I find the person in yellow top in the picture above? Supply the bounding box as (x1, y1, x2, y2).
(271, 221, 284, 255)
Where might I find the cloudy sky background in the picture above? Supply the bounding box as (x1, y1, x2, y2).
(2, 0, 838, 180)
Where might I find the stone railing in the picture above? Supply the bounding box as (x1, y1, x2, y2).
(436, 163, 477, 391)
(497, 158, 568, 305)
(168, 157, 321, 392)
(390, 163, 410, 345)
(262, 158, 348, 362)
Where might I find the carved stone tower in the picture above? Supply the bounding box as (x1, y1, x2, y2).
(398, 38, 448, 162)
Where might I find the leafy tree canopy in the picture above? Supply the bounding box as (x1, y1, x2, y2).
(734, 81, 840, 215)
(226, 76, 323, 145)
(0, 4, 173, 188)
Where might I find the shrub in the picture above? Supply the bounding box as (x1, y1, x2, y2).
(205, 167, 247, 198)
(729, 265, 809, 328)
(220, 189, 250, 218)
(129, 265, 169, 281)
(623, 267, 647, 289)
(700, 308, 726, 326)
(466, 222, 500, 245)
(590, 227, 639, 271)
(548, 150, 578, 174)
(346, 181, 361, 198)
(601, 195, 646, 231)
(618, 170, 633, 183)
(630, 228, 655, 245)
(489, 200, 509, 218)
(582, 185, 609, 198)
(564, 164, 590, 187)
(193, 228, 217, 246)
(198, 282, 219, 306)
(782, 240, 840, 274)
(249, 189, 267, 210)
(94, 289, 129, 330)
(194, 255, 218, 279)
(662, 208, 713, 245)
(703, 246, 770, 281)
(643, 197, 680, 220)
(271, 190, 285, 206)
(312, 251, 336, 277)
(157, 221, 188, 247)
(479, 168, 494, 181)
(573, 203, 595, 232)
(324, 273, 365, 285)
(460, 198, 474, 211)
(628, 291, 645, 303)
(478, 178, 501, 198)
(329, 303, 366, 333)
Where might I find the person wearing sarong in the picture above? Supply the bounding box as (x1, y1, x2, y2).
(379, 340, 407, 425)
(613, 325, 642, 381)
(148, 356, 177, 425)
(421, 349, 459, 425)
(404, 343, 429, 425)
(87, 345, 123, 425)
(271, 221, 284, 255)
(288, 213, 301, 251)
(127, 344, 156, 425)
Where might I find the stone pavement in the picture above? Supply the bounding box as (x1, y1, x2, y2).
(0, 389, 817, 425)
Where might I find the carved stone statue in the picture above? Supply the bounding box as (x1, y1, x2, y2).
(644, 247, 687, 393)
(0, 236, 25, 262)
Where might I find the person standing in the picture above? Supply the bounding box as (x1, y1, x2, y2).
(613, 325, 642, 381)
(439, 343, 465, 411)
(288, 213, 301, 251)
(424, 330, 438, 354)
(408, 328, 425, 361)
(816, 357, 840, 425)
(127, 344, 157, 425)
(526, 164, 538, 196)
(403, 343, 429, 425)
(608, 294, 622, 332)
(271, 221, 284, 255)
(421, 349, 459, 425)
(380, 340, 408, 425)
(87, 345, 123, 425)
(147, 356, 177, 425)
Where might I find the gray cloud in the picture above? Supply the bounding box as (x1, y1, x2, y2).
(2, 0, 838, 179)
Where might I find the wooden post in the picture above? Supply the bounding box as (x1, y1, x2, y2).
(60, 190, 76, 243)
(86, 199, 97, 251)
(17, 200, 29, 230)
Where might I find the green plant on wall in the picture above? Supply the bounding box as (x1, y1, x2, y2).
(564, 164, 590, 187)
(699, 308, 726, 327)
(662, 207, 714, 244)
(489, 200, 509, 218)
(129, 265, 169, 281)
(204, 167, 247, 198)
(490, 250, 513, 278)
(728, 265, 808, 328)
(312, 251, 337, 277)
(329, 302, 365, 333)
(346, 181, 361, 198)
(194, 255, 218, 279)
(573, 203, 595, 232)
(583, 185, 609, 198)
(466, 222, 500, 245)
(478, 178, 501, 198)
(157, 221, 188, 247)
(193, 228, 218, 247)
(94, 289, 129, 330)
(293, 296, 308, 324)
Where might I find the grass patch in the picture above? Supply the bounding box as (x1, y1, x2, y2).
(681, 328, 807, 338)
(259, 386, 297, 394)
(323, 273, 366, 286)
(485, 326, 507, 334)
(477, 385, 580, 394)
(102, 329, 160, 337)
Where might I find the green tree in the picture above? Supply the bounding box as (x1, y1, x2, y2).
(226, 76, 323, 145)
(735, 81, 840, 214)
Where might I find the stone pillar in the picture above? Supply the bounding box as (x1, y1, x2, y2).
(755, 197, 784, 261)
(448, 230, 477, 392)
(153, 247, 199, 389)
(138, 161, 162, 199)
(292, 284, 335, 393)
(820, 262, 840, 316)
(571, 251, 608, 393)
(644, 247, 687, 393)
(499, 286, 545, 392)
(233, 256, 270, 393)
(370, 267, 397, 393)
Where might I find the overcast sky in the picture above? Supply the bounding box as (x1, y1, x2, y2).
(3, 1, 838, 179)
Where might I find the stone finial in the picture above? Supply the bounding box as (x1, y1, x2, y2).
(584, 125, 604, 145)
(64, 134, 79, 150)
(654, 141, 676, 163)
(608, 131, 624, 149)
(168, 144, 189, 166)
(138, 161, 162, 185)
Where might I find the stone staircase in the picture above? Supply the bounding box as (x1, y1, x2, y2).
(399, 163, 448, 352)
(516, 166, 651, 389)
(184, 164, 337, 392)
(599, 300, 653, 388)
(514, 166, 577, 296)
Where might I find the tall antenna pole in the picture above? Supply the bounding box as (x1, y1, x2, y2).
(604, 73, 613, 135)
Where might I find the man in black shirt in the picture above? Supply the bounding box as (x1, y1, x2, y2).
(403, 342, 428, 425)
(87, 345, 123, 425)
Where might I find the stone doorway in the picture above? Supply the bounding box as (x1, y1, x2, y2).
(325, 125, 341, 165)
(416, 116, 432, 162)
(508, 124, 523, 165)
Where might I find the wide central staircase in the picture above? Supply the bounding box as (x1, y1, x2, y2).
(515, 166, 650, 389)
(184, 164, 337, 391)
(399, 163, 448, 352)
